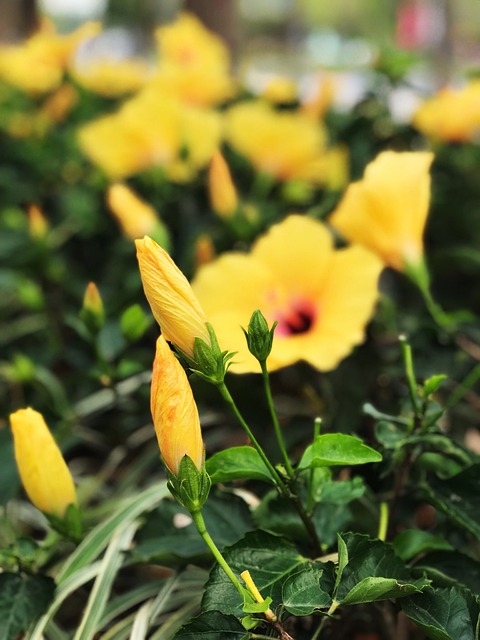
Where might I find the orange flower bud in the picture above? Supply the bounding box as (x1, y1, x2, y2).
(194, 233, 216, 269)
(136, 236, 211, 357)
(208, 150, 238, 219)
(10, 408, 77, 518)
(151, 335, 204, 475)
(28, 204, 48, 238)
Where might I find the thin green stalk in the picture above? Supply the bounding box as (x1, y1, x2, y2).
(190, 509, 244, 599)
(377, 502, 389, 541)
(446, 363, 480, 410)
(217, 381, 321, 555)
(217, 381, 288, 494)
(306, 418, 322, 515)
(260, 360, 294, 478)
(399, 335, 419, 420)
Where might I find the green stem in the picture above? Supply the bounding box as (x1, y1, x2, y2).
(399, 335, 419, 421)
(218, 380, 321, 554)
(446, 363, 480, 410)
(217, 381, 288, 494)
(190, 509, 244, 599)
(377, 502, 389, 541)
(260, 360, 294, 478)
(405, 258, 453, 330)
(306, 418, 322, 515)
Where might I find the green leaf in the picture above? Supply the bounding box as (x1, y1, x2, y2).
(73, 521, 138, 640)
(312, 476, 366, 505)
(58, 482, 168, 583)
(282, 565, 331, 615)
(423, 374, 447, 398)
(0, 573, 55, 640)
(340, 576, 429, 606)
(401, 587, 478, 640)
(335, 533, 430, 604)
(253, 491, 312, 545)
(202, 531, 307, 616)
(120, 304, 152, 342)
(298, 434, 382, 470)
(412, 551, 480, 594)
(375, 421, 410, 448)
(393, 530, 454, 561)
(173, 610, 247, 639)
(206, 447, 274, 484)
(424, 464, 480, 538)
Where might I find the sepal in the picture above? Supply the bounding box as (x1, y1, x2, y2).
(167, 455, 211, 511)
(46, 503, 83, 542)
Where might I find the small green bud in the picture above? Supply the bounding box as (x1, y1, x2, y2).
(80, 282, 105, 334)
(168, 455, 211, 511)
(243, 310, 277, 363)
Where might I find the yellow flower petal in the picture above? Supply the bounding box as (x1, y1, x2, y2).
(330, 150, 434, 271)
(151, 335, 204, 474)
(10, 408, 77, 518)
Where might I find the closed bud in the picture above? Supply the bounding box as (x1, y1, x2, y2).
(151, 335, 205, 475)
(208, 150, 238, 219)
(107, 183, 170, 250)
(28, 204, 48, 239)
(10, 408, 78, 520)
(136, 236, 212, 358)
(81, 282, 105, 332)
(243, 309, 277, 363)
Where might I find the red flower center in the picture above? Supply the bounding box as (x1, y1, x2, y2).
(274, 299, 317, 337)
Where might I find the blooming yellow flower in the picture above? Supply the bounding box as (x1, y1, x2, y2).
(329, 150, 434, 271)
(224, 100, 336, 185)
(0, 21, 99, 95)
(151, 335, 204, 475)
(413, 82, 480, 143)
(192, 215, 383, 373)
(208, 150, 238, 218)
(78, 89, 221, 181)
(155, 13, 230, 75)
(107, 184, 160, 239)
(136, 236, 211, 357)
(72, 58, 152, 97)
(10, 408, 77, 518)
(150, 12, 235, 107)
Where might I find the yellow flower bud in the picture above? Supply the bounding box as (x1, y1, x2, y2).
(107, 183, 160, 239)
(136, 236, 211, 357)
(151, 335, 204, 475)
(27, 204, 48, 238)
(10, 408, 77, 518)
(208, 150, 238, 219)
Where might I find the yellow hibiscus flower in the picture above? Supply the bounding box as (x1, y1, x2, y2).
(329, 150, 434, 271)
(78, 88, 221, 181)
(413, 82, 480, 143)
(0, 20, 99, 95)
(192, 215, 383, 373)
(224, 100, 346, 186)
